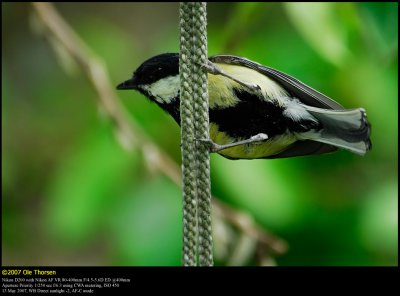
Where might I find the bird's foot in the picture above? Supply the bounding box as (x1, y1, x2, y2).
(202, 61, 261, 93)
(196, 133, 269, 153)
(195, 138, 225, 153)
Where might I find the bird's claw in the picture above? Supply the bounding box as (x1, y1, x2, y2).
(194, 133, 269, 153)
(202, 61, 261, 94)
(195, 138, 221, 153)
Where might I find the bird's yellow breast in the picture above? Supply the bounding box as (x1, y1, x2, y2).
(209, 123, 297, 159)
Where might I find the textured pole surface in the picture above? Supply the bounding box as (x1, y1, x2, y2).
(179, 2, 213, 266)
(192, 2, 213, 266)
(179, 2, 198, 267)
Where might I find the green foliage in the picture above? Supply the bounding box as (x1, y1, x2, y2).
(43, 125, 139, 246)
(111, 176, 182, 266)
(284, 2, 352, 67)
(2, 2, 398, 266)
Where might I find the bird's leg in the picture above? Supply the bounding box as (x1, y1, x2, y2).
(203, 60, 262, 94)
(197, 133, 269, 153)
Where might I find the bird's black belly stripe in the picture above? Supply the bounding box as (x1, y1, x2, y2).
(153, 89, 320, 138)
(209, 89, 289, 139)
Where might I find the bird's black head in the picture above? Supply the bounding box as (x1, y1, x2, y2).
(117, 53, 181, 123)
(117, 53, 179, 90)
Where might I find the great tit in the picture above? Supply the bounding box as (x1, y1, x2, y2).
(117, 53, 371, 160)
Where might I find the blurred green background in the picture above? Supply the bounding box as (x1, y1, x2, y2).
(2, 2, 398, 266)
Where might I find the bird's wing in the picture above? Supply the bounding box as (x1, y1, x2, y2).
(209, 55, 344, 110)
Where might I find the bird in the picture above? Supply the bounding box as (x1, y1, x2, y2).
(116, 53, 371, 160)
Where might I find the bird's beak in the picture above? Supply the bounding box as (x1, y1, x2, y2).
(116, 78, 137, 90)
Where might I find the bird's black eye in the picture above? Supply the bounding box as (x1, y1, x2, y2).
(148, 67, 164, 81)
(153, 67, 162, 76)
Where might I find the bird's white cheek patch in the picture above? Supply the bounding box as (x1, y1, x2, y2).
(143, 75, 180, 104)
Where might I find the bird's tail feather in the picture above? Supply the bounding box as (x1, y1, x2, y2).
(298, 106, 372, 155)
